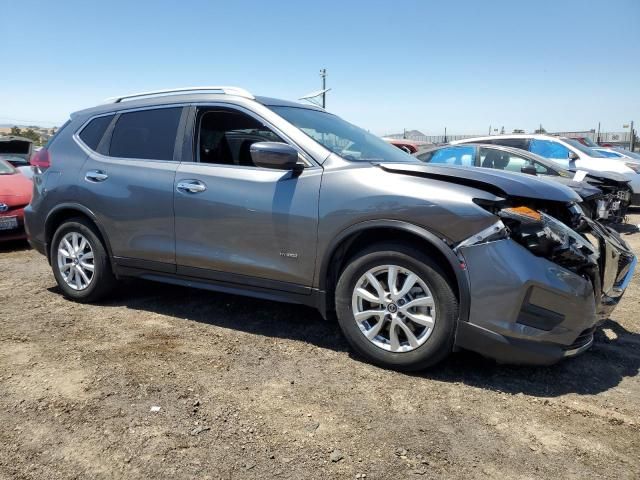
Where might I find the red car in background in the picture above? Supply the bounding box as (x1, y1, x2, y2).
(569, 136, 614, 148)
(0, 159, 32, 241)
(383, 138, 431, 154)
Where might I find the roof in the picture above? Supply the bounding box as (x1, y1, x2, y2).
(451, 134, 567, 144)
(71, 88, 323, 119)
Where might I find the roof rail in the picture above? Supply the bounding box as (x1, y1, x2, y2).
(103, 86, 255, 104)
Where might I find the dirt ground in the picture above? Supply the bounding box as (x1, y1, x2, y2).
(1, 213, 639, 480)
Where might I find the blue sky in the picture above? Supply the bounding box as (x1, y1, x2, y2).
(2, 0, 638, 134)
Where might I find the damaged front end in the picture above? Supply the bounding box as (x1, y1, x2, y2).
(453, 197, 636, 364)
(581, 185, 632, 224)
(467, 199, 635, 320)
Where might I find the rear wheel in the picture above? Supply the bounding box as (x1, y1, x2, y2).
(50, 218, 116, 302)
(335, 243, 458, 371)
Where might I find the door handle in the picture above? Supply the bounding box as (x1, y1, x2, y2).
(176, 180, 207, 193)
(85, 170, 108, 182)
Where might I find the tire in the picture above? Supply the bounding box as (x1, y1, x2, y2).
(50, 217, 116, 302)
(335, 242, 458, 371)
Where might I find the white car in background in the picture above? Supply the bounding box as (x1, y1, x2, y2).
(452, 134, 640, 205)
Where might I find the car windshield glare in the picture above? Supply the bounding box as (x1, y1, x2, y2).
(563, 138, 607, 158)
(269, 106, 416, 163)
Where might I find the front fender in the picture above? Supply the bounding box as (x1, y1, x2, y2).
(316, 219, 471, 325)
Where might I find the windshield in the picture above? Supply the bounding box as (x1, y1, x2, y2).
(614, 148, 640, 160)
(269, 106, 416, 163)
(563, 138, 607, 158)
(596, 149, 622, 158)
(0, 159, 17, 175)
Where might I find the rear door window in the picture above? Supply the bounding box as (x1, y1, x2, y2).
(79, 115, 114, 151)
(479, 148, 556, 175)
(426, 146, 475, 166)
(109, 108, 182, 160)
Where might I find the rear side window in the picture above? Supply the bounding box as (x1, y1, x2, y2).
(109, 108, 182, 160)
(79, 115, 114, 151)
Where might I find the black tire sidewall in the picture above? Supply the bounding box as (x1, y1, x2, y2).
(335, 244, 458, 371)
(50, 219, 113, 302)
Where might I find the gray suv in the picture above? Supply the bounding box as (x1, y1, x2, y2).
(25, 87, 636, 370)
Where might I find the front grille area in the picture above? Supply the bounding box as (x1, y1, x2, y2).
(564, 327, 596, 351)
(0, 204, 27, 214)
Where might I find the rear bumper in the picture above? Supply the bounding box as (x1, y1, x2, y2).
(27, 237, 47, 256)
(454, 227, 635, 365)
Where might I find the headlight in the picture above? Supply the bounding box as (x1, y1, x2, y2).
(625, 162, 640, 173)
(498, 206, 598, 269)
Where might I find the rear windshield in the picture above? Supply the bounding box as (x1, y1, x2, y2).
(0, 159, 16, 175)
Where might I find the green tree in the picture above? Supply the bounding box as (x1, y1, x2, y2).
(8, 126, 42, 145)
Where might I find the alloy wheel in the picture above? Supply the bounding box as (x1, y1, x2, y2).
(351, 265, 436, 353)
(57, 232, 95, 291)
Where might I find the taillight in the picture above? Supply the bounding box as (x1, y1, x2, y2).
(30, 149, 51, 168)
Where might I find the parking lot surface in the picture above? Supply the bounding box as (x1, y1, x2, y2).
(1, 213, 639, 479)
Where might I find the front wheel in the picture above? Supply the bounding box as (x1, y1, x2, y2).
(335, 243, 458, 371)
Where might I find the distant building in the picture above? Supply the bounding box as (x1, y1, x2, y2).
(553, 130, 633, 146)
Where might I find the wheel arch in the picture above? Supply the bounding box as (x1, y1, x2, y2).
(44, 203, 113, 264)
(318, 220, 470, 324)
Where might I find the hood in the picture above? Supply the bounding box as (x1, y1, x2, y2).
(0, 173, 33, 206)
(544, 176, 603, 200)
(572, 168, 632, 186)
(377, 163, 581, 203)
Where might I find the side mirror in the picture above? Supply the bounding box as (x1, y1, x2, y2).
(521, 165, 537, 175)
(568, 151, 579, 160)
(250, 142, 302, 172)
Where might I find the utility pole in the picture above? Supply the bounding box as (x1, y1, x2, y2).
(320, 68, 327, 109)
(597, 122, 601, 144)
(488, 125, 491, 135)
(630, 120, 635, 151)
(444, 127, 448, 143)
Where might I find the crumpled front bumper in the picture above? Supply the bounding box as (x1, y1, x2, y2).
(453, 221, 636, 365)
